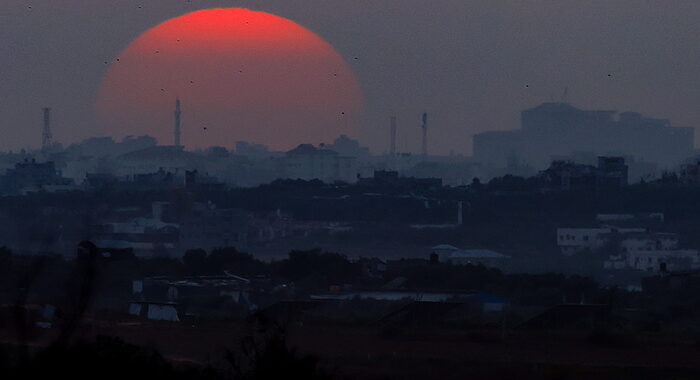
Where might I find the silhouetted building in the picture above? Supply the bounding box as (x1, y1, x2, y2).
(132, 168, 179, 190)
(324, 135, 370, 159)
(402, 160, 477, 186)
(92, 202, 179, 257)
(357, 257, 388, 279)
(358, 170, 442, 190)
(235, 141, 270, 158)
(179, 206, 248, 252)
(115, 145, 197, 176)
(0, 159, 73, 194)
(556, 227, 646, 256)
(679, 156, 700, 184)
(370, 169, 399, 183)
(83, 172, 119, 189)
(130, 273, 253, 319)
(597, 156, 629, 186)
(184, 170, 225, 191)
(280, 144, 357, 183)
(65, 136, 156, 158)
(474, 103, 694, 170)
(539, 156, 628, 191)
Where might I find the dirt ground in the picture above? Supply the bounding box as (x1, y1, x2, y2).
(7, 320, 697, 379)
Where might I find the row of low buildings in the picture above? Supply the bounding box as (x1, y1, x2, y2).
(2, 108, 699, 191)
(0, 159, 74, 195)
(0, 157, 224, 195)
(129, 268, 511, 324)
(0, 142, 359, 193)
(6, 101, 700, 189)
(557, 213, 700, 273)
(539, 156, 629, 191)
(129, 273, 256, 321)
(88, 201, 353, 258)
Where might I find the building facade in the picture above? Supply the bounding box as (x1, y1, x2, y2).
(474, 103, 694, 171)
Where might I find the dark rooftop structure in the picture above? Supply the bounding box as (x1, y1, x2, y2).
(538, 156, 628, 191)
(358, 170, 443, 190)
(0, 159, 73, 194)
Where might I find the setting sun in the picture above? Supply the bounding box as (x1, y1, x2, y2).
(96, 8, 363, 149)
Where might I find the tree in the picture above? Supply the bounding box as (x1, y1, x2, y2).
(275, 249, 359, 287)
(182, 249, 207, 275)
(207, 247, 264, 275)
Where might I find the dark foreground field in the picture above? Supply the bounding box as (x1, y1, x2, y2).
(3, 320, 700, 379)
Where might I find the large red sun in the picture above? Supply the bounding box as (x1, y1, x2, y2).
(96, 8, 363, 150)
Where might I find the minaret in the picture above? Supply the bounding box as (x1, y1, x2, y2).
(389, 116, 397, 156)
(174, 97, 182, 147)
(421, 112, 428, 158)
(42, 107, 52, 149)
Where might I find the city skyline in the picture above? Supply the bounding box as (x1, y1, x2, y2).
(5, 3, 700, 377)
(3, 1, 700, 155)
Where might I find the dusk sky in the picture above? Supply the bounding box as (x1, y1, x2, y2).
(2, 0, 700, 154)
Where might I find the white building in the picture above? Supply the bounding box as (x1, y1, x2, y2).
(605, 249, 700, 273)
(556, 227, 645, 256)
(93, 202, 180, 257)
(620, 232, 678, 252)
(602, 231, 699, 272)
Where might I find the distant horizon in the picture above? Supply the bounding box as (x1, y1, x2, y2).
(4, 1, 700, 155)
(11, 100, 696, 158)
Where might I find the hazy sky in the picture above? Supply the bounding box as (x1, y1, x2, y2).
(2, 0, 700, 154)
